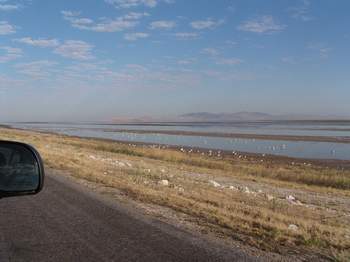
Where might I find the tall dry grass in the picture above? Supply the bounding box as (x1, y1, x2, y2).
(1, 127, 349, 260)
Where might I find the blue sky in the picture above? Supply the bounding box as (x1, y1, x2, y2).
(0, 0, 349, 121)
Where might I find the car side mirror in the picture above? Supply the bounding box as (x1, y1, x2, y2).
(0, 141, 45, 198)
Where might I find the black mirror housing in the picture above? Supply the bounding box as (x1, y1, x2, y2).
(0, 141, 45, 198)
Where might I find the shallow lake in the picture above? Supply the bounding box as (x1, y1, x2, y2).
(8, 122, 350, 161)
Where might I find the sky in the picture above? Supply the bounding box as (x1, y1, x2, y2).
(0, 0, 349, 122)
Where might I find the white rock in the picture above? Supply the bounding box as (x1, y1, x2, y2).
(178, 187, 185, 193)
(229, 185, 238, 191)
(288, 224, 299, 231)
(125, 162, 132, 167)
(116, 161, 126, 167)
(160, 169, 166, 173)
(243, 186, 251, 194)
(209, 180, 221, 188)
(286, 195, 296, 202)
(159, 180, 169, 186)
(266, 194, 274, 201)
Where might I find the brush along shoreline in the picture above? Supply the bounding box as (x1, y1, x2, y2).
(1, 127, 349, 261)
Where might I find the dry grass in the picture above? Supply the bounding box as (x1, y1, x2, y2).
(1, 127, 350, 261)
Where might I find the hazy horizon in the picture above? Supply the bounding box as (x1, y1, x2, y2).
(1, 0, 349, 122)
(3, 111, 350, 124)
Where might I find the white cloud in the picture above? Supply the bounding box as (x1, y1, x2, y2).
(0, 21, 16, 35)
(177, 58, 196, 65)
(319, 48, 332, 58)
(190, 19, 224, 30)
(174, 32, 199, 40)
(124, 32, 149, 41)
(105, 0, 162, 8)
(62, 11, 98, 30)
(201, 48, 219, 56)
(150, 20, 176, 30)
(61, 10, 81, 17)
(54, 40, 94, 60)
(110, 66, 202, 89)
(62, 10, 146, 32)
(72, 62, 203, 90)
(307, 43, 332, 58)
(225, 40, 237, 46)
(66, 62, 100, 72)
(216, 58, 243, 65)
(123, 12, 150, 20)
(88, 19, 137, 32)
(15, 60, 57, 79)
(238, 16, 286, 34)
(289, 0, 313, 22)
(200, 47, 242, 66)
(0, 46, 22, 63)
(15, 37, 59, 47)
(281, 56, 296, 64)
(0, 3, 19, 11)
(126, 63, 148, 71)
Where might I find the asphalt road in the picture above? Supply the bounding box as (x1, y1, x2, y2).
(0, 172, 260, 262)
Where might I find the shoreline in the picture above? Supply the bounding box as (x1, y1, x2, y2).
(7, 127, 350, 170)
(103, 128, 350, 144)
(6, 122, 350, 143)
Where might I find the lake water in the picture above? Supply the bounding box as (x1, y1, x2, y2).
(7, 122, 350, 161)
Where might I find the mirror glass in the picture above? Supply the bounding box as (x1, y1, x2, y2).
(0, 143, 40, 193)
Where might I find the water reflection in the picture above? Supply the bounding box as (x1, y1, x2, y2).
(8, 122, 350, 161)
(9, 121, 350, 137)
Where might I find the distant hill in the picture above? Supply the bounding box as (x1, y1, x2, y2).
(109, 112, 350, 124)
(179, 112, 274, 122)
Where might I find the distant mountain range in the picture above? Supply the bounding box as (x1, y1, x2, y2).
(110, 112, 350, 123)
(179, 112, 350, 122)
(179, 112, 273, 121)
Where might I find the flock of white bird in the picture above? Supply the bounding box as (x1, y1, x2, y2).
(117, 132, 340, 160)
